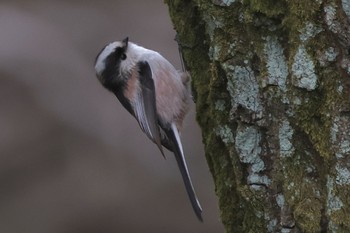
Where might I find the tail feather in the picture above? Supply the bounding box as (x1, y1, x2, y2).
(166, 123, 203, 221)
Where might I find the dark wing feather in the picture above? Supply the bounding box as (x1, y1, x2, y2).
(134, 61, 202, 220)
(133, 61, 164, 156)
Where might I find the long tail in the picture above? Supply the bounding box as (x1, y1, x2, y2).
(165, 123, 203, 221)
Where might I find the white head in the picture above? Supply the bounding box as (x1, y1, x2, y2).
(95, 37, 143, 88)
(94, 41, 123, 76)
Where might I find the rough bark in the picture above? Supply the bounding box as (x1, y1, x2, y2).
(165, 0, 350, 232)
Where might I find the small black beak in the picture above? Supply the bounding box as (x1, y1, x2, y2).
(122, 37, 129, 48)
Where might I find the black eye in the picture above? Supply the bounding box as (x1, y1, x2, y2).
(121, 53, 127, 60)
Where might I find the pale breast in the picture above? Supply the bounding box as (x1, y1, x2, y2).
(123, 69, 139, 103)
(148, 54, 190, 128)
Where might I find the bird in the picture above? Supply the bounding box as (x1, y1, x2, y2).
(94, 37, 202, 221)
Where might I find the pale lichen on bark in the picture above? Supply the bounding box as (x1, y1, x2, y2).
(263, 36, 288, 92)
(165, 0, 350, 232)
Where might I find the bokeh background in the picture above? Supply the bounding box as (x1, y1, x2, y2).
(0, 0, 224, 232)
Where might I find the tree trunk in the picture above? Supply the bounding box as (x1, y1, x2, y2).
(165, 0, 350, 232)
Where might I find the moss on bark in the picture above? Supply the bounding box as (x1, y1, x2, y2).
(165, 0, 350, 232)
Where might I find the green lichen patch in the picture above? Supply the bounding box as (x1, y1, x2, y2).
(215, 125, 235, 144)
(279, 119, 295, 157)
(223, 64, 263, 114)
(212, 0, 237, 7)
(327, 173, 350, 231)
(263, 36, 288, 91)
(324, 4, 338, 34)
(330, 114, 350, 159)
(318, 46, 339, 66)
(335, 164, 350, 185)
(299, 22, 323, 42)
(342, 0, 350, 19)
(215, 99, 226, 111)
(235, 125, 264, 174)
(291, 45, 318, 91)
(327, 176, 344, 215)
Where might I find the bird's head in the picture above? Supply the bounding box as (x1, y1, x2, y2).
(94, 37, 132, 90)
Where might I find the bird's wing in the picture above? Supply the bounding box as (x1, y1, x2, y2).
(133, 61, 164, 157)
(162, 123, 203, 221)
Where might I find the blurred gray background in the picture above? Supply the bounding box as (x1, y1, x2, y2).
(0, 0, 224, 232)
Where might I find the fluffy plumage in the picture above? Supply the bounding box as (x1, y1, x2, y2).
(94, 37, 202, 221)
